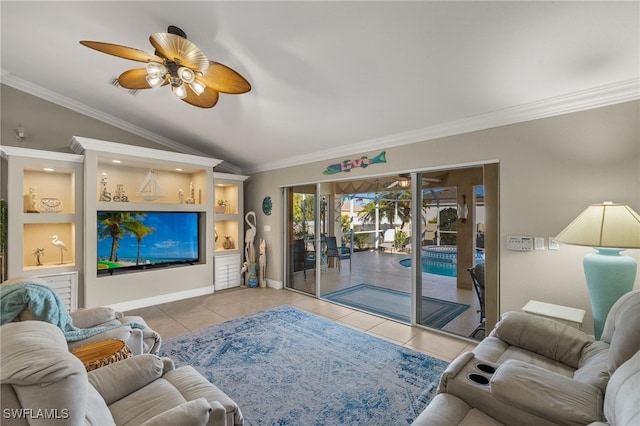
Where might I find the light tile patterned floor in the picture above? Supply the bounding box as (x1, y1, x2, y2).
(127, 286, 475, 363)
(290, 249, 484, 337)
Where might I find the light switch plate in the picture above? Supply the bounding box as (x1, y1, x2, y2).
(549, 237, 560, 250)
(534, 237, 545, 250)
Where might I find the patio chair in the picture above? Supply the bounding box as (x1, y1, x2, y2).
(293, 239, 314, 278)
(379, 229, 396, 252)
(468, 263, 486, 338)
(326, 236, 351, 272)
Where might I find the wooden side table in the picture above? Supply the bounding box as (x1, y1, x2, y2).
(522, 300, 586, 329)
(71, 339, 132, 371)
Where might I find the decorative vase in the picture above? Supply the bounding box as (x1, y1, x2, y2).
(247, 263, 258, 288)
(223, 236, 233, 249)
(215, 205, 226, 214)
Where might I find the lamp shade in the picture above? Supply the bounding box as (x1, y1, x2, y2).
(555, 202, 640, 249)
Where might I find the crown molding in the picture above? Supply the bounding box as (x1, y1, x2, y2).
(0, 145, 84, 163)
(69, 136, 223, 168)
(1, 71, 242, 173)
(246, 78, 639, 174)
(3, 70, 637, 175)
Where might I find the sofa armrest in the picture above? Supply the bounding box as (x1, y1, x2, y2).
(491, 359, 604, 425)
(494, 312, 594, 368)
(87, 354, 164, 404)
(437, 351, 474, 393)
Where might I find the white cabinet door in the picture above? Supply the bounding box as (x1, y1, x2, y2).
(215, 255, 241, 290)
(35, 271, 78, 311)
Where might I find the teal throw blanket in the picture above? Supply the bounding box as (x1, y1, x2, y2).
(0, 280, 144, 342)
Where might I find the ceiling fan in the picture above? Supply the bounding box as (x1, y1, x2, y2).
(80, 26, 251, 108)
(386, 174, 442, 189)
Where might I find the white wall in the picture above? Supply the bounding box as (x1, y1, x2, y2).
(245, 101, 640, 335)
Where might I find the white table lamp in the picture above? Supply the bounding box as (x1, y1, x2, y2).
(555, 202, 640, 339)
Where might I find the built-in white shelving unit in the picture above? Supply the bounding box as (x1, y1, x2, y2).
(0, 146, 84, 290)
(70, 136, 222, 308)
(213, 172, 249, 290)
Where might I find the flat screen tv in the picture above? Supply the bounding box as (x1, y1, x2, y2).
(97, 211, 201, 275)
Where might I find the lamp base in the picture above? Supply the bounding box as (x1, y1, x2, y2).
(584, 248, 637, 339)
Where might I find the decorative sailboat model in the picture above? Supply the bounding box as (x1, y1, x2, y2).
(137, 169, 165, 201)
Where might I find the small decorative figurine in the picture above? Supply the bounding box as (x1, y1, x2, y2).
(259, 239, 267, 287)
(29, 187, 39, 212)
(178, 189, 184, 204)
(113, 184, 129, 202)
(32, 248, 45, 266)
(185, 182, 195, 204)
(100, 173, 111, 202)
(137, 169, 164, 201)
(50, 235, 67, 264)
(223, 236, 234, 249)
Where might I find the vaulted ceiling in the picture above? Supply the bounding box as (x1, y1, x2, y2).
(1, 1, 638, 174)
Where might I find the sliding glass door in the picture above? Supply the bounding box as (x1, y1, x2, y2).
(283, 165, 498, 340)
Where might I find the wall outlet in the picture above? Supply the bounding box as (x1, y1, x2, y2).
(534, 237, 545, 250)
(549, 237, 560, 250)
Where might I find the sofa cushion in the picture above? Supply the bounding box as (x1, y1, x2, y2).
(88, 354, 164, 404)
(602, 350, 640, 426)
(600, 290, 640, 373)
(164, 366, 245, 426)
(108, 378, 188, 426)
(493, 312, 593, 368)
(491, 359, 603, 425)
(140, 397, 211, 426)
(85, 385, 115, 426)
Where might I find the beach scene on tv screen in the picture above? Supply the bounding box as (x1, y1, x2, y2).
(97, 211, 199, 271)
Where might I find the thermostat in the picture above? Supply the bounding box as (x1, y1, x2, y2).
(506, 236, 533, 251)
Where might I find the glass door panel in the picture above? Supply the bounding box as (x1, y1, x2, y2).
(285, 186, 316, 295)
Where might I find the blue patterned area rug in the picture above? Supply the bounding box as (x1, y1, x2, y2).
(323, 284, 469, 328)
(160, 305, 449, 425)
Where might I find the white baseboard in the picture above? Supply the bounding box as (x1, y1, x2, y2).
(266, 279, 283, 290)
(107, 286, 214, 312)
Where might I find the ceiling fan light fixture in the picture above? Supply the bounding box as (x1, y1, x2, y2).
(189, 80, 205, 96)
(146, 62, 167, 78)
(145, 74, 165, 88)
(172, 83, 187, 99)
(178, 66, 195, 84)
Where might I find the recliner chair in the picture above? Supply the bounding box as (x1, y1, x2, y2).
(413, 289, 640, 425)
(0, 321, 243, 426)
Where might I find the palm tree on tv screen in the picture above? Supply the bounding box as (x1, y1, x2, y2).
(97, 212, 150, 262)
(127, 220, 155, 265)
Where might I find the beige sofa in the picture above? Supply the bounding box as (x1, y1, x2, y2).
(414, 289, 640, 425)
(0, 321, 243, 426)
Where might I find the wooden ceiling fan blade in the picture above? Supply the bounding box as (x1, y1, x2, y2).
(182, 86, 220, 108)
(200, 61, 251, 94)
(80, 41, 162, 63)
(118, 68, 167, 89)
(150, 33, 209, 71)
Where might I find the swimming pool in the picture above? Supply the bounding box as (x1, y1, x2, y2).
(399, 245, 485, 277)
